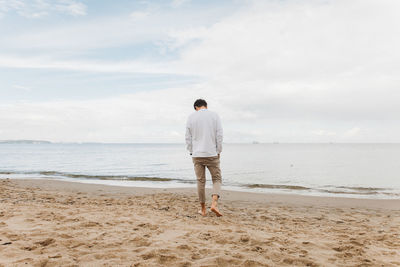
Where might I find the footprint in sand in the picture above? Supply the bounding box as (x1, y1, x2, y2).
(35, 238, 55, 247)
(242, 259, 270, 267)
(177, 244, 191, 250)
(240, 235, 250, 243)
(21, 245, 37, 251)
(191, 253, 201, 260)
(131, 236, 151, 247)
(158, 254, 178, 264)
(215, 256, 242, 266)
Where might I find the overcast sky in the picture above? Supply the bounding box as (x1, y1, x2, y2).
(0, 0, 399, 143)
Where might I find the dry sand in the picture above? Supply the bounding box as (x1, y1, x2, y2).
(0, 178, 399, 267)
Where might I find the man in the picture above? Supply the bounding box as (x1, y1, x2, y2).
(185, 99, 223, 217)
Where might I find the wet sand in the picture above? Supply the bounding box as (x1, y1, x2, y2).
(1, 178, 399, 266)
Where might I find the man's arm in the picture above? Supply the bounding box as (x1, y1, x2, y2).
(216, 114, 223, 155)
(185, 118, 193, 155)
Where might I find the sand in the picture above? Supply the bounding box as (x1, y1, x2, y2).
(0, 178, 399, 267)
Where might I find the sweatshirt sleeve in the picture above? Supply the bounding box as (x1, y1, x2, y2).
(185, 117, 193, 153)
(216, 114, 223, 154)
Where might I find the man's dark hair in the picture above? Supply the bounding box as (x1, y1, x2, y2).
(193, 99, 207, 110)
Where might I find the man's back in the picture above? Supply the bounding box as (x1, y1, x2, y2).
(186, 99, 223, 217)
(186, 109, 223, 157)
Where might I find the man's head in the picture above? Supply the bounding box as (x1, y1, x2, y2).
(193, 99, 207, 111)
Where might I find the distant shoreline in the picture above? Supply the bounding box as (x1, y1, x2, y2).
(0, 140, 52, 144)
(1, 140, 400, 144)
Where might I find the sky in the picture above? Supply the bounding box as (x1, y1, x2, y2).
(0, 0, 399, 143)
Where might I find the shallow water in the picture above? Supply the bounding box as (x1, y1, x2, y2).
(1, 143, 399, 198)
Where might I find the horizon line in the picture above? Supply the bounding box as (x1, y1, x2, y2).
(1, 140, 400, 145)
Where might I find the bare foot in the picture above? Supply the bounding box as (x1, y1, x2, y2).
(210, 206, 222, 217)
(198, 209, 206, 216)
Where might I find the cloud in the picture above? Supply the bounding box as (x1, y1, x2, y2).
(311, 130, 337, 136)
(0, 87, 195, 142)
(0, 13, 171, 54)
(1, 0, 400, 142)
(171, 0, 190, 8)
(0, 1, 235, 55)
(0, 0, 24, 13)
(12, 84, 32, 91)
(169, 0, 400, 124)
(0, 54, 185, 75)
(343, 127, 361, 138)
(130, 11, 149, 20)
(0, 0, 86, 18)
(55, 0, 86, 16)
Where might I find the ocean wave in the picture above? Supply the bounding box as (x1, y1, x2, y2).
(317, 189, 379, 195)
(0, 170, 184, 182)
(335, 186, 387, 191)
(244, 183, 400, 197)
(1, 170, 399, 198)
(245, 183, 310, 190)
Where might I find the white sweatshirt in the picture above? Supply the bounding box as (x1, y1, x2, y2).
(185, 109, 223, 157)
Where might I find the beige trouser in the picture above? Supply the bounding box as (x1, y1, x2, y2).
(192, 156, 222, 203)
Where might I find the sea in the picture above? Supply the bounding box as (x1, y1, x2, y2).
(1, 143, 399, 199)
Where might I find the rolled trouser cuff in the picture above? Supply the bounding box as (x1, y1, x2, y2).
(212, 182, 221, 199)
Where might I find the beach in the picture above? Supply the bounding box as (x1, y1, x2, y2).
(0, 178, 399, 267)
